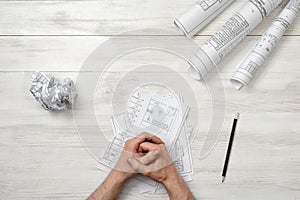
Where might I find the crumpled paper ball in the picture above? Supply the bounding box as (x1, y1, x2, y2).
(29, 71, 77, 111)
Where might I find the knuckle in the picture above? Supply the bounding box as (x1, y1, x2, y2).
(124, 139, 133, 147)
(124, 140, 131, 146)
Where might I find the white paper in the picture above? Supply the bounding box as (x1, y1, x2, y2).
(170, 123, 193, 176)
(174, 0, 234, 38)
(187, 0, 283, 80)
(29, 71, 76, 110)
(97, 88, 194, 193)
(126, 88, 189, 148)
(231, 0, 300, 90)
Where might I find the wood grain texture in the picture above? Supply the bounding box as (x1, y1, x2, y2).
(1, 70, 300, 199)
(0, 36, 299, 72)
(0, 0, 300, 199)
(0, 0, 299, 36)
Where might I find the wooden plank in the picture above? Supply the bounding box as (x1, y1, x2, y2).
(0, 0, 299, 36)
(0, 36, 299, 72)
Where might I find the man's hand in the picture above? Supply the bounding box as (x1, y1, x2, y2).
(127, 142, 174, 183)
(87, 132, 164, 200)
(114, 132, 164, 180)
(127, 142, 195, 200)
(88, 132, 195, 200)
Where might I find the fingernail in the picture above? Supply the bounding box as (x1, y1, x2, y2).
(128, 158, 133, 163)
(153, 150, 160, 156)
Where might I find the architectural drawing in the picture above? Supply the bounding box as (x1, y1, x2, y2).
(187, 0, 283, 80)
(174, 0, 234, 37)
(126, 88, 189, 148)
(170, 124, 193, 176)
(98, 88, 193, 193)
(141, 99, 177, 132)
(231, 0, 300, 90)
(99, 115, 193, 193)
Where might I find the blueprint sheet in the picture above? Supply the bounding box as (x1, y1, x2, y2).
(97, 88, 193, 193)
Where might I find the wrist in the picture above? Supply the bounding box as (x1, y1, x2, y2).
(111, 169, 130, 183)
(161, 169, 194, 200)
(161, 170, 181, 188)
(160, 164, 180, 184)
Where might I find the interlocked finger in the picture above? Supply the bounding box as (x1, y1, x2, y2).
(137, 150, 160, 165)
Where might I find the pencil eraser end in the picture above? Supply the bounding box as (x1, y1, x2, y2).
(234, 112, 240, 119)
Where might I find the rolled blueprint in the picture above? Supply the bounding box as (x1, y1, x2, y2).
(231, 0, 300, 90)
(188, 0, 283, 80)
(174, 0, 234, 38)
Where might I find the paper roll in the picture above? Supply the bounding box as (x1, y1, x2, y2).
(188, 0, 283, 80)
(231, 0, 300, 90)
(174, 0, 234, 38)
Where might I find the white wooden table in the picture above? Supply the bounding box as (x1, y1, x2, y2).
(1, 0, 300, 199)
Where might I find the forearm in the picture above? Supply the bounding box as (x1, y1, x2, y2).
(87, 170, 128, 200)
(162, 172, 195, 200)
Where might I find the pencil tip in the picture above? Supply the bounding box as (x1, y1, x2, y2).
(221, 177, 225, 183)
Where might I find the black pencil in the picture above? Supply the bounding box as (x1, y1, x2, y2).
(222, 112, 239, 183)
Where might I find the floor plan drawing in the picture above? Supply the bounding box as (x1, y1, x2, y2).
(140, 99, 178, 133)
(98, 88, 193, 193)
